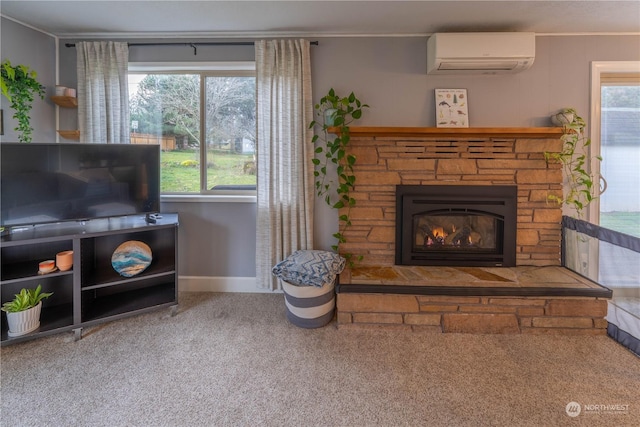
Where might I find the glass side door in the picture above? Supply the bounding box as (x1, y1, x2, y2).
(599, 83, 640, 237)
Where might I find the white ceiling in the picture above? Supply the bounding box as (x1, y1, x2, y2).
(1, 0, 639, 38)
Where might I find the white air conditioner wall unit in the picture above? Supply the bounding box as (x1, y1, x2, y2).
(427, 32, 535, 75)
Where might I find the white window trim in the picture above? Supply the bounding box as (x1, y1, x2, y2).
(161, 194, 256, 203)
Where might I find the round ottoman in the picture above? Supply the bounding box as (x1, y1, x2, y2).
(282, 280, 335, 328)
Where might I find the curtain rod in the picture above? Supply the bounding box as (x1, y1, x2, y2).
(64, 40, 319, 55)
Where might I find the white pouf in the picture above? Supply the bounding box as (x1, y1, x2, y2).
(282, 280, 335, 328)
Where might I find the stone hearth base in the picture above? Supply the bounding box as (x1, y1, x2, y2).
(336, 266, 612, 334)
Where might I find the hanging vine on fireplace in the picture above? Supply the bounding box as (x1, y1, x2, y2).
(545, 107, 603, 218)
(309, 88, 368, 266)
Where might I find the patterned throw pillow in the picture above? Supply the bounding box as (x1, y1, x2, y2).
(272, 250, 346, 287)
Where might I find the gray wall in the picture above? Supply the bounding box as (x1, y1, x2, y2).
(0, 18, 56, 143)
(309, 35, 640, 250)
(2, 19, 640, 279)
(161, 200, 257, 278)
(311, 36, 640, 127)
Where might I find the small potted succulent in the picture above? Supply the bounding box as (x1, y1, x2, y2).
(2, 284, 53, 337)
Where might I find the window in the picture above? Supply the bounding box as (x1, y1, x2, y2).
(128, 63, 256, 195)
(600, 79, 640, 237)
(590, 62, 640, 237)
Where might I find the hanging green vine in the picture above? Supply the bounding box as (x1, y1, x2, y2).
(545, 107, 602, 218)
(1, 60, 46, 143)
(309, 88, 368, 266)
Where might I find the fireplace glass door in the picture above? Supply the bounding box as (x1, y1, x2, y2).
(396, 185, 517, 267)
(413, 210, 501, 254)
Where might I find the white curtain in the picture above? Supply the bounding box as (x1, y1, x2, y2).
(76, 41, 130, 143)
(255, 39, 314, 290)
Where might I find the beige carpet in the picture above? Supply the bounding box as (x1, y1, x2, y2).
(1, 292, 639, 426)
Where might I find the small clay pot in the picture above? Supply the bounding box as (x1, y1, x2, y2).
(56, 250, 74, 271)
(39, 260, 55, 273)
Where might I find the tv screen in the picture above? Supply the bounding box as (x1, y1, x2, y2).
(1, 143, 160, 228)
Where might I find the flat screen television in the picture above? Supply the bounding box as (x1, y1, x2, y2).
(1, 143, 160, 228)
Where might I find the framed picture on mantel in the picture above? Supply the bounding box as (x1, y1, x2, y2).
(435, 89, 469, 128)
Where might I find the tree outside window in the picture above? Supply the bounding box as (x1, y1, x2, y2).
(128, 70, 256, 194)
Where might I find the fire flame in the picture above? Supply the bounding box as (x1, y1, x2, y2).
(423, 226, 476, 246)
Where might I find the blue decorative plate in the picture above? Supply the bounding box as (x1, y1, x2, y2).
(111, 240, 152, 277)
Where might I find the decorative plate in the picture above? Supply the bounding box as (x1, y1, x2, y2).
(111, 240, 152, 277)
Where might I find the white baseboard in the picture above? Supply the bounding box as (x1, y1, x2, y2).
(178, 276, 282, 293)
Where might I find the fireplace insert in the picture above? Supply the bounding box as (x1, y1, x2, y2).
(396, 185, 517, 267)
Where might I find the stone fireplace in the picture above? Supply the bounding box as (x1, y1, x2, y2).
(395, 184, 517, 267)
(335, 127, 611, 334)
(337, 127, 565, 267)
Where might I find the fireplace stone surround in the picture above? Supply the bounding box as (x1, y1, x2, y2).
(334, 127, 611, 334)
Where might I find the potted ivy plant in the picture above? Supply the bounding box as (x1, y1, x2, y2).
(545, 107, 602, 218)
(0, 59, 46, 143)
(309, 88, 368, 265)
(1, 284, 53, 337)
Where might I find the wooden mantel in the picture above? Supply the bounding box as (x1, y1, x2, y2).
(330, 126, 563, 138)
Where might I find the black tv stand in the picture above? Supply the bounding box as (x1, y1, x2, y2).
(1, 213, 179, 346)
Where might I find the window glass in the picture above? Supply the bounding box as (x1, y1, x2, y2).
(600, 83, 640, 237)
(128, 67, 256, 194)
(204, 76, 256, 191)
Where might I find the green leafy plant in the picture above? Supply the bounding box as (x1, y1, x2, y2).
(545, 107, 602, 218)
(1, 285, 53, 313)
(309, 88, 368, 265)
(0, 60, 46, 143)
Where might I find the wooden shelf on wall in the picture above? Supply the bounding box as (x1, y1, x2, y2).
(57, 130, 80, 140)
(328, 126, 564, 139)
(51, 96, 78, 108)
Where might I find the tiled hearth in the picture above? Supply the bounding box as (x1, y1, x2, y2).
(338, 265, 611, 334)
(335, 127, 611, 334)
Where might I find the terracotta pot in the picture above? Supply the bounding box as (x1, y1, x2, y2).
(56, 250, 74, 271)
